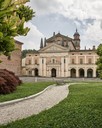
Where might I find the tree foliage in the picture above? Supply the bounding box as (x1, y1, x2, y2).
(96, 44, 102, 56)
(0, 0, 35, 56)
(22, 49, 38, 58)
(96, 44, 102, 78)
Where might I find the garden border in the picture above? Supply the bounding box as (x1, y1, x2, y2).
(0, 84, 56, 107)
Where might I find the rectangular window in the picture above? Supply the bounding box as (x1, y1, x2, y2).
(29, 60, 31, 64)
(35, 59, 37, 64)
(80, 59, 83, 64)
(72, 59, 75, 64)
(64, 58, 66, 63)
(88, 58, 92, 64)
(42, 59, 44, 64)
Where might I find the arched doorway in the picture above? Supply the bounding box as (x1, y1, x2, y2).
(70, 68, 76, 78)
(79, 68, 84, 77)
(87, 69, 93, 78)
(51, 68, 56, 77)
(34, 68, 38, 76)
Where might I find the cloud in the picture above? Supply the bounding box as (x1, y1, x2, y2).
(59, 0, 102, 20)
(26, 0, 62, 16)
(81, 20, 102, 49)
(23, 0, 102, 50)
(15, 22, 44, 50)
(27, 0, 102, 21)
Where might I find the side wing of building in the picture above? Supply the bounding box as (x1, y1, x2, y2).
(0, 40, 23, 76)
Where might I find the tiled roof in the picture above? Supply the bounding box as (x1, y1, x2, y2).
(46, 33, 73, 42)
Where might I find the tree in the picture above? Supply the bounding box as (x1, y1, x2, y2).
(0, 0, 34, 57)
(22, 49, 38, 58)
(96, 44, 102, 78)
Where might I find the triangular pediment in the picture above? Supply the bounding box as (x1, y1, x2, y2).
(39, 43, 68, 53)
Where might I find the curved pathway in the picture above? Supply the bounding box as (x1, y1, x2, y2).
(0, 84, 69, 125)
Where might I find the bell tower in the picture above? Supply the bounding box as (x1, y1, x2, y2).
(73, 29, 80, 50)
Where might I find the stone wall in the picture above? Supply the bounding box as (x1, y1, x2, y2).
(0, 41, 23, 76)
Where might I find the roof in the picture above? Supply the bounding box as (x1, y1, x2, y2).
(15, 40, 23, 45)
(26, 50, 39, 54)
(73, 29, 80, 36)
(70, 49, 96, 52)
(46, 32, 73, 42)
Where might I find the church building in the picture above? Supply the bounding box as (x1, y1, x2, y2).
(22, 30, 98, 78)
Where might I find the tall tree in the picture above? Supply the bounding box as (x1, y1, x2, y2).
(96, 44, 102, 78)
(0, 0, 34, 57)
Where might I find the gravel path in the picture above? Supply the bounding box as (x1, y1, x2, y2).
(0, 84, 69, 125)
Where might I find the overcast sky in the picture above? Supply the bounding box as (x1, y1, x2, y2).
(15, 0, 102, 50)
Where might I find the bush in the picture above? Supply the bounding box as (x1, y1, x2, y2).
(0, 69, 22, 94)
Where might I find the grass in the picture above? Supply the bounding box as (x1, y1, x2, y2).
(0, 82, 55, 102)
(0, 82, 102, 128)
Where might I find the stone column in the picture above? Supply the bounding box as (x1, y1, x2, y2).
(46, 67, 48, 76)
(76, 68, 79, 77)
(59, 66, 61, 77)
(26, 70, 28, 76)
(85, 68, 87, 77)
(93, 68, 96, 77)
(67, 56, 70, 77)
(49, 67, 51, 77)
(61, 57, 64, 77)
(65, 57, 68, 77)
(32, 57, 34, 65)
(44, 58, 46, 76)
(85, 56, 87, 64)
(32, 70, 34, 76)
(76, 56, 78, 64)
(39, 58, 42, 76)
(93, 56, 96, 64)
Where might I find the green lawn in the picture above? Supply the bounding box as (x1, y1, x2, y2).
(0, 82, 55, 102)
(0, 82, 102, 128)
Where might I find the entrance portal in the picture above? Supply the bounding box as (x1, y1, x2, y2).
(34, 68, 38, 76)
(51, 68, 56, 77)
(70, 68, 76, 78)
(79, 68, 84, 77)
(87, 69, 93, 78)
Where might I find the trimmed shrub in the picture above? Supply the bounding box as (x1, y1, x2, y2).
(0, 69, 22, 94)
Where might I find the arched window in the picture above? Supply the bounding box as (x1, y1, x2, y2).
(52, 58, 56, 63)
(53, 59, 55, 63)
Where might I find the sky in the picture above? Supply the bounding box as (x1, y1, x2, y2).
(15, 0, 102, 50)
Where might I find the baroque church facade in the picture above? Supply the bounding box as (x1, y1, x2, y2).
(22, 30, 98, 78)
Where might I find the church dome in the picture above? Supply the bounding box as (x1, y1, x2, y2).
(73, 29, 80, 36)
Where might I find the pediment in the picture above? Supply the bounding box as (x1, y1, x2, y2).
(39, 43, 68, 52)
